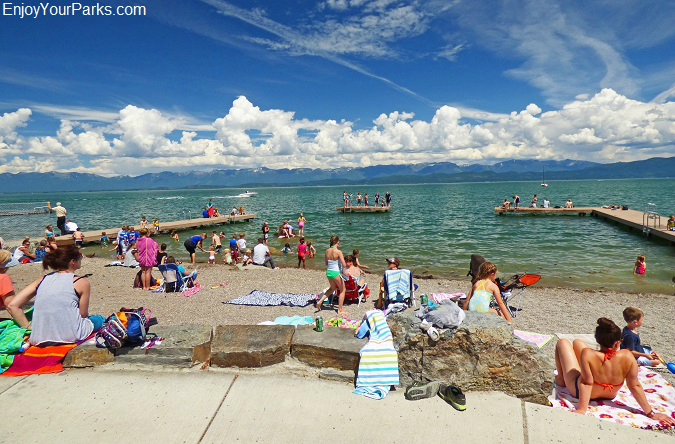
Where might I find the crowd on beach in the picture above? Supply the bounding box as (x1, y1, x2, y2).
(1, 194, 675, 428)
(342, 191, 392, 207)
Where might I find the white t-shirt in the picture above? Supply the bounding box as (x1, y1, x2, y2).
(65, 222, 78, 232)
(252, 244, 269, 264)
(543, 200, 550, 208)
(237, 238, 247, 250)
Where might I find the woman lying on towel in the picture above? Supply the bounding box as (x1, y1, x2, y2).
(555, 318, 675, 426)
(6, 245, 106, 345)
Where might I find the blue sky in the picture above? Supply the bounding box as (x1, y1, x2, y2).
(0, 0, 674, 175)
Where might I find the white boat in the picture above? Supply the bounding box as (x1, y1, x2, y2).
(540, 166, 548, 187)
(236, 193, 251, 198)
(243, 191, 257, 195)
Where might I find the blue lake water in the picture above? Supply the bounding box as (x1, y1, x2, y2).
(0, 178, 673, 294)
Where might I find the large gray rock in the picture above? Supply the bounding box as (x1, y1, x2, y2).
(291, 325, 366, 371)
(389, 310, 554, 405)
(64, 340, 114, 368)
(115, 324, 212, 367)
(210, 325, 294, 368)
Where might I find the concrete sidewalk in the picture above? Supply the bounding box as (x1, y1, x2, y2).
(0, 369, 672, 444)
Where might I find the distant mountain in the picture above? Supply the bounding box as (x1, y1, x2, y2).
(0, 157, 670, 193)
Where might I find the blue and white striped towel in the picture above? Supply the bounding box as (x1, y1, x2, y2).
(354, 310, 399, 399)
(385, 269, 412, 300)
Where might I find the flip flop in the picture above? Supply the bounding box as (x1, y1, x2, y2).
(404, 380, 442, 401)
(438, 384, 466, 411)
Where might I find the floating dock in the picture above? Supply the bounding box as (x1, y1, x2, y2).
(53, 214, 256, 246)
(495, 207, 675, 245)
(337, 206, 391, 213)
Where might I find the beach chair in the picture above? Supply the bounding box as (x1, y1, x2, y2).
(377, 269, 417, 309)
(157, 263, 194, 293)
(494, 273, 540, 318)
(327, 274, 368, 307)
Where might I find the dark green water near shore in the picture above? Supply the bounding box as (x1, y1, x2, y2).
(1, 179, 673, 293)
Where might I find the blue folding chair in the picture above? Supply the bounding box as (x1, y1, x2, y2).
(157, 263, 194, 293)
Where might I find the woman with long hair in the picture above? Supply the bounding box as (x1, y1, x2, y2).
(315, 235, 347, 315)
(554, 318, 675, 425)
(136, 228, 158, 290)
(463, 261, 512, 324)
(7, 245, 105, 344)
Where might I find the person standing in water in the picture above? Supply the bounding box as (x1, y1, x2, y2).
(297, 213, 307, 237)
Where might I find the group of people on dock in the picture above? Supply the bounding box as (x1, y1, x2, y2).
(501, 194, 574, 209)
(342, 191, 391, 208)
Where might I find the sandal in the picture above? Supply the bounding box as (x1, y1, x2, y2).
(404, 380, 442, 401)
(438, 384, 466, 411)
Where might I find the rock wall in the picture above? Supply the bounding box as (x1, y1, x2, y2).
(388, 310, 554, 405)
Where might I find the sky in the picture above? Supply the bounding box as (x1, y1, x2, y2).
(0, 0, 674, 176)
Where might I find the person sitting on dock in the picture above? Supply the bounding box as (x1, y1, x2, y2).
(564, 199, 574, 208)
(231, 206, 239, 216)
(543, 197, 550, 208)
(65, 220, 78, 234)
(44, 225, 55, 240)
(238, 206, 245, 215)
(667, 214, 674, 231)
(202, 207, 210, 218)
(501, 199, 511, 209)
(213, 208, 221, 217)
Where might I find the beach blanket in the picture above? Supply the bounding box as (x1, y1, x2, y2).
(1, 343, 77, 377)
(354, 310, 399, 400)
(431, 292, 465, 304)
(180, 283, 202, 297)
(384, 269, 412, 301)
(556, 333, 599, 349)
(0, 320, 29, 374)
(273, 316, 314, 327)
(514, 330, 553, 348)
(224, 290, 314, 307)
(549, 367, 675, 430)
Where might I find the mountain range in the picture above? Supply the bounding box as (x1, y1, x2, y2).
(0, 157, 672, 193)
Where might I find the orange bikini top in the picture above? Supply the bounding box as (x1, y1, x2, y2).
(594, 348, 619, 391)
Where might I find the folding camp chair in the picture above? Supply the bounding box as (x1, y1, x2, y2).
(377, 269, 417, 309)
(495, 273, 541, 318)
(157, 263, 194, 293)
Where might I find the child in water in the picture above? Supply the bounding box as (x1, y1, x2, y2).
(306, 241, 316, 258)
(282, 243, 292, 254)
(633, 255, 646, 275)
(170, 230, 179, 242)
(207, 246, 216, 265)
(100, 232, 109, 246)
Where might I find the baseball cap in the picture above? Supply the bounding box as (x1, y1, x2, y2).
(386, 257, 400, 267)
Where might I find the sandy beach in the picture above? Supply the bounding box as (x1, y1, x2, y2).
(4, 257, 674, 378)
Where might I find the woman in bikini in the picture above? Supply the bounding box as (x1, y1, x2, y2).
(314, 235, 347, 316)
(555, 318, 675, 425)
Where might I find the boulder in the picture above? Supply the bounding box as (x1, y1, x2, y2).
(291, 325, 366, 371)
(210, 325, 294, 368)
(115, 324, 212, 367)
(388, 310, 554, 405)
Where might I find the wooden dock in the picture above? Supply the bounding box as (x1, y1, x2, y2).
(53, 214, 256, 246)
(495, 207, 675, 245)
(337, 206, 391, 213)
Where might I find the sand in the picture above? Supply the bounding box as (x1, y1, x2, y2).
(5, 257, 675, 384)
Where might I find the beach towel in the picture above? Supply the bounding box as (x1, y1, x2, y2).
(556, 333, 599, 349)
(431, 292, 465, 304)
(549, 367, 675, 430)
(0, 320, 29, 374)
(326, 317, 361, 329)
(1, 343, 78, 376)
(224, 290, 314, 307)
(354, 310, 399, 400)
(514, 330, 553, 348)
(273, 316, 314, 327)
(180, 283, 202, 297)
(384, 269, 412, 301)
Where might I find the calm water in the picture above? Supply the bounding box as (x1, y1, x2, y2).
(0, 179, 674, 294)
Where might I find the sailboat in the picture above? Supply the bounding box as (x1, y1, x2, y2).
(540, 165, 548, 187)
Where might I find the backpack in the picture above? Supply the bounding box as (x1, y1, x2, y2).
(95, 307, 153, 350)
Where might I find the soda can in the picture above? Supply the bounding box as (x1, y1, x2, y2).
(316, 316, 324, 332)
(420, 294, 429, 306)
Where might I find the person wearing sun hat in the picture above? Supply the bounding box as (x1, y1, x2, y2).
(0, 249, 20, 310)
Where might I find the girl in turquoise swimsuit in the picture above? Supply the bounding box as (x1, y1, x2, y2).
(315, 235, 347, 316)
(463, 261, 513, 324)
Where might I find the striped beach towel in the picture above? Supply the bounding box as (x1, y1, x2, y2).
(0, 343, 78, 377)
(354, 310, 399, 400)
(384, 269, 412, 301)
